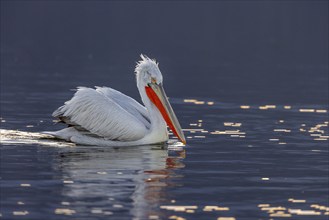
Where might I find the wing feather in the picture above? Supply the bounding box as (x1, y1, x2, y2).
(53, 87, 147, 141)
(95, 86, 151, 128)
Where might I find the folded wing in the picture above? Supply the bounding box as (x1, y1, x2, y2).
(53, 87, 148, 141)
(95, 86, 151, 129)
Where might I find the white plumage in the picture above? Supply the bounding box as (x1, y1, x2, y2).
(45, 55, 186, 146)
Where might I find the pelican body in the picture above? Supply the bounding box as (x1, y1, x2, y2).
(47, 55, 186, 146)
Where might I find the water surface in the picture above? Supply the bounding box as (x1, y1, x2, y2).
(1, 68, 328, 220)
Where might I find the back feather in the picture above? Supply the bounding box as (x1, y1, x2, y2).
(53, 87, 148, 141)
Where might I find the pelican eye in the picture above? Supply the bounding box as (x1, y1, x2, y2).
(151, 77, 157, 84)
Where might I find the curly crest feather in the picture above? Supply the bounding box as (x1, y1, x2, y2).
(135, 54, 159, 75)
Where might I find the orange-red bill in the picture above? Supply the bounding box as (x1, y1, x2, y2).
(145, 84, 186, 144)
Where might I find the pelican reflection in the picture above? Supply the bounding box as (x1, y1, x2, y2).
(56, 144, 185, 219)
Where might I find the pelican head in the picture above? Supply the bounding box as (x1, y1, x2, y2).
(135, 54, 163, 86)
(135, 54, 186, 145)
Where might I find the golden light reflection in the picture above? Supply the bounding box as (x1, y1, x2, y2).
(169, 215, 186, 220)
(274, 129, 291, 132)
(195, 101, 205, 105)
(261, 206, 286, 211)
(161, 205, 232, 214)
(183, 99, 213, 105)
(259, 105, 276, 110)
(258, 200, 329, 217)
(160, 206, 198, 212)
(194, 136, 206, 138)
(13, 211, 29, 216)
(54, 208, 76, 215)
(183, 99, 215, 106)
(258, 204, 270, 207)
(273, 128, 291, 133)
(316, 109, 327, 113)
(224, 122, 242, 127)
(288, 209, 321, 215)
(269, 139, 279, 141)
(63, 180, 74, 184)
(210, 130, 246, 135)
(288, 198, 306, 203)
(314, 138, 328, 141)
(311, 204, 329, 211)
(298, 121, 329, 142)
(240, 105, 250, 109)
(203, 206, 229, 211)
(270, 212, 292, 217)
(307, 123, 328, 142)
(299, 109, 315, 113)
(183, 99, 197, 103)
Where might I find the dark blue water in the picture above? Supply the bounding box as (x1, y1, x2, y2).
(1, 1, 328, 220)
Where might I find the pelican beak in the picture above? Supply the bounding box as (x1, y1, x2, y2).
(145, 82, 186, 145)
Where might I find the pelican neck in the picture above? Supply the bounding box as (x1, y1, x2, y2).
(136, 80, 167, 132)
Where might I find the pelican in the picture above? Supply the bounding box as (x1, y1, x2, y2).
(46, 55, 186, 146)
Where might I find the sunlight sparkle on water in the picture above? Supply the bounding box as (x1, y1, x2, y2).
(54, 208, 76, 215)
(13, 211, 29, 216)
(288, 198, 306, 203)
(274, 129, 291, 133)
(299, 109, 315, 112)
(259, 105, 276, 110)
(63, 180, 74, 184)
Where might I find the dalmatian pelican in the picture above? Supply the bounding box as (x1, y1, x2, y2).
(46, 55, 186, 146)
